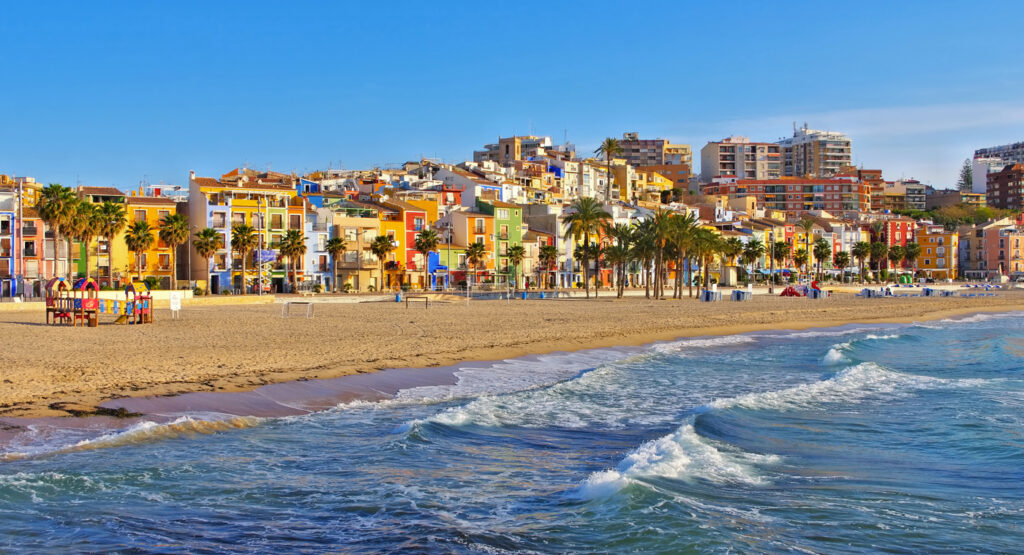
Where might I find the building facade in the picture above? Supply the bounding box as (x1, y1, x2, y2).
(985, 164, 1024, 210)
(700, 136, 781, 182)
(779, 124, 852, 178)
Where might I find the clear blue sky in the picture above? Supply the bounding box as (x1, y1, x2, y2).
(2, 1, 1022, 190)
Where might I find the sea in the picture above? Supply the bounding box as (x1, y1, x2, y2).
(1, 311, 1023, 553)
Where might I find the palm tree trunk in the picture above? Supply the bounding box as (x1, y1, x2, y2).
(241, 250, 247, 295)
(170, 246, 177, 291)
(136, 251, 142, 282)
(582, 233, 590, 299)
(66, 237, 74, 280)
(207, 256, 213, 295)
(688, 257, 695, 298)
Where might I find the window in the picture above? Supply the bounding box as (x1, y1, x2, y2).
(139, 253, 148, 270)
(289, 214, 302, 230)
(500, 242, 508, 255)
(344, 228, 358, 242)
(499, 225, 509, 239)
(458, 254, 467, 268)
(497, 209, 509, 220)
(157, 210, 170, 223)
(212, 212, 227, 228)
(414, 217, 425, 231)
(475, 235, 485, 245)
(317, 234, 326, 251)
(134, 210, 147, 223)
(387, 231, 396, 240)
(232, 212, 245, 225)
(271, 214, 284, 229)
(362, 230, 375, 242)
(344, 251, 357, 263)
(158, 254, 171, 269)
(474, 218, 485, 234)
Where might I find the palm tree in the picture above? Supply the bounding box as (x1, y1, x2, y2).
(193, 227, 222, 295)
(632, 219, 656, 298)
(594, 137, 624, 201)
(692, 228, 721, 289)
(834, 251, 851, 283)
(97, 201, 127, 286)
(851, 241, 871, 283)
(869, 241, 889, 280)
(277, 228, 306, 293)
(466, 241, 487, 286)
(667, 213, 697, 298)
(70, 202, 103, 280)
(563, 197, 611, 298)
(813, 238, 832, 282)
(124, 220, 155, 282)
(771, 240, 789, 272)
(742, 237, 765, 285)
(325, 237, 347, 292)
(231, 224, 258, 294)
(799, 218, 815, 277)
(538, 244, 558, 289)
(158, 213, 189, 290)
(888, 245, 905, 279)
(903, 242, 922, 279)
(370, 235, 397, 291)
(603, 222, 634, 297)
(506, 244, 526, 291)
(793, 249, 809, 273)
(35, 184, 78, 279)
(414, 228, 440, 290)
(648, 208, 675, 299)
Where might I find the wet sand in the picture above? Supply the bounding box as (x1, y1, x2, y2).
(1, 290, 1023, 420)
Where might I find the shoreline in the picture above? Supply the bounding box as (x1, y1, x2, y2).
(0, 302, 1020, 457)
(1, 293, 1022, 423)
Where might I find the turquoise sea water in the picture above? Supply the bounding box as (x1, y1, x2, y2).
(2, 312, 1023, 553)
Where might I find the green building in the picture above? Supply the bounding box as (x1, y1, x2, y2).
(476, 199, 523, 280)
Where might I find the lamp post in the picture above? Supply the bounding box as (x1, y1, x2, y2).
(768, 230, 775, 295)
(445, 221, 452, 291)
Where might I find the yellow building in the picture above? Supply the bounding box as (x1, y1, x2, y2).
(917, 224, 959, 279)
(123, 195, 180, 287)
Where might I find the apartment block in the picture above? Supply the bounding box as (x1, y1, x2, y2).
(473, 136, 553, 166)
(779, 124, 852, 178)
(699, 136, 781, 182)
(702, 176, 870, 214)
(985, 163, 1024, 210)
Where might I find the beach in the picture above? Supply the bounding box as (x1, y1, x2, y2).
(1, 290, 1022, 419)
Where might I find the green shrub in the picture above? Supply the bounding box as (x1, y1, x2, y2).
(193, 286, 204, 296)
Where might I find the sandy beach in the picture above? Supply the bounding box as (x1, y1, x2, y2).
(1, 290, 1022, 419)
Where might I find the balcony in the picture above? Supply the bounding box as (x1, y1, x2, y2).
(22, 226, 37, 237)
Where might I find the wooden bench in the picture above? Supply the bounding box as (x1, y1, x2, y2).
(281, 301, 314, 319)
(405, 295, 431, 309)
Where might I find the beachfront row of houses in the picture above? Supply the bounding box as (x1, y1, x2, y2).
(1, 161, 1022, 298)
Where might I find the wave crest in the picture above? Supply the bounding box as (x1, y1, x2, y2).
(575, 423, 777, 499)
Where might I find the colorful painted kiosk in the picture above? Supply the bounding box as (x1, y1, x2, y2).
(45, 277, 100, 327)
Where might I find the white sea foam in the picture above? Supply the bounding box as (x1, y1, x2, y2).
(575, 423, 778, 499)
(1, 415, 263, 461)
(822, 334, 900, 365)
(710, 363, 950, 413)
(652, 335, 757, 355)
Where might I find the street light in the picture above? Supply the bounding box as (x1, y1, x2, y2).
(768, 230, 775, 295)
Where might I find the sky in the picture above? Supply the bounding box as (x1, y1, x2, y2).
(2, 1, 1023, 190)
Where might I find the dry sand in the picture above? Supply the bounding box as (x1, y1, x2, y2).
(1, 290, 1022, 418)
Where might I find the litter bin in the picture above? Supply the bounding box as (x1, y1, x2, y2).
(521, 292, 528, 300)
(395, 293, 402, 302)
(539, 292, 546, 299)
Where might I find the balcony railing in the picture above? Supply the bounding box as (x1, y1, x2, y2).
(22, 226, 37, 236)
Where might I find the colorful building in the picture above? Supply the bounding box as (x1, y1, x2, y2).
(188, 169, 306, 294)
(327, 199, 381, 292)
(916, 224, 959, 280)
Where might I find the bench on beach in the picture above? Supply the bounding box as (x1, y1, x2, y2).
(405, 295, 431, 309)
(281, 300, 314, 319)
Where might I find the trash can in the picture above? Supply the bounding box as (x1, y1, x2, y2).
(539, 292, 546, 299)
(521, 292, 528, 300)
(395, 293, 402, 302)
